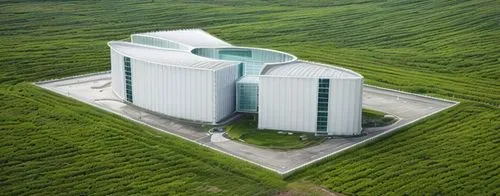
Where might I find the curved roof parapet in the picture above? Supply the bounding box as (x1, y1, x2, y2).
(261, 60, 363, 79)
(132, 29, 232, 49)
(131, 34, 192, 51)
(108, 41, 237, 70)
(191, 47, 298, 76)
(191, 47, 297, 61)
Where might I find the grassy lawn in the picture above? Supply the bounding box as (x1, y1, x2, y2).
(362, 108, 398, 128)
(225, 108, 396, 150)
(0, 84, 285, 195)
(225, 115, 326, 150)
(1, 0, 498, 195)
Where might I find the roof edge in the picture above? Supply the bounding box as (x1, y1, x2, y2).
(260, 60, 363, 79)
(107, 41, 240, 71)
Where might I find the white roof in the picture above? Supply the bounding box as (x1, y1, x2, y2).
(262, 60, 362, 79)
(136, 29, 232, 48)
(110, 29, 362, 78)
(109, 41, 236, 70)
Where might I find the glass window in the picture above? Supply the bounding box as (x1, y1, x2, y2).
(124, 56, 133, 103)
(219, 49, 252, 58)
(237, 82, 258, 112)
(318, 97, 329, 102)
(317, 117, 328, 122)
(238, 63, 244, 78)
(318, 112, 328, 117)
(319, 89, 329, 93)
(318, 102, 328, 108)
(317, 78, 330, 133)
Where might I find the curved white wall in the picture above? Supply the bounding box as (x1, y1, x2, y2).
(110, 49, 238, 124)
(258, 76, 363, 136)
(191, 47, 297, 76)
(214, 65, 238, 121)
(110, 49, 125, 100)
(328, 78, 363, 135)
(258, 76, 318, 132)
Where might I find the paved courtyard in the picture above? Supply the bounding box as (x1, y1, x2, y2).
(37, 72, 457, 175)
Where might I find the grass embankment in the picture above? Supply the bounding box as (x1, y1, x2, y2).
(1, 0, 499, 195)
(362, 109, 397, 128)
(225, 115, 325, 150)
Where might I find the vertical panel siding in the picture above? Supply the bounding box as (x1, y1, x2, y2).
(258, 76, 317, 133)
(214, 65, 238, 122)
(123, 59, 214, 123)
(328, 78, 363, 135)
(110, 49, 124, 99)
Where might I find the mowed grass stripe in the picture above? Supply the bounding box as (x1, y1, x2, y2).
(291, 104, 498, 194)
(0, 84, 285, 195)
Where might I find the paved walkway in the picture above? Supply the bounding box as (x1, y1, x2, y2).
(37, 72, 458, 175)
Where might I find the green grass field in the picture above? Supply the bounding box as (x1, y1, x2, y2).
(1, 0, 499, 195)
(225, 115, 326, 150)
(225, 110, 395, 150)
(362, 108, 397, 128)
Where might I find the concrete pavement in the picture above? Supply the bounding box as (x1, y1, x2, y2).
(37, 72, 458, 175)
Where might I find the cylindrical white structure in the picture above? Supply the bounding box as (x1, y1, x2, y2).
(259, 61, 363, 136)
(109, 41, 239, 124)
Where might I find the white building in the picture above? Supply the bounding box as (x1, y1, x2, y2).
(259, 61, 363, 135)
(109, 41, 239, 124)
(109, 29, 364, 136)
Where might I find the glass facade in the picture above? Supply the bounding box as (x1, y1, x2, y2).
(131, 35, 186, 50)
(236, 78, 259, 113)
(219, 50, 252, 58)
(316, 78, 330, 134)
(124, 57, 133, 103)
(243, 62, 263, 75)
(217, 49, 263, 76)
(193, 47, 294, 77)
(238, 63, 244, 78)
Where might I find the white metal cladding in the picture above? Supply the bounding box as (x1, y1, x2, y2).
(214, 65, 238, 122)
(258, 76, 318, 133)
(110, 49, 124, 99)
(131, 35, 191, 51)
(130, 58, 216, 123)
(328, 78, 363, 135)
(109, 41, 236, 70)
